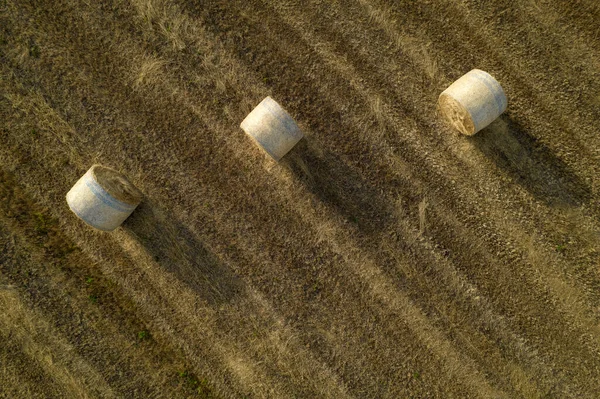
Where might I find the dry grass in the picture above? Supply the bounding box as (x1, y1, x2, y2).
(0, 284, 110, 399)
(1, 0, 599, 397)
(418, 198, 428, 235)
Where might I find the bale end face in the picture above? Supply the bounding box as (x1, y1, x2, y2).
(438, 93, 476, 136)
(90, 165, 143, 205)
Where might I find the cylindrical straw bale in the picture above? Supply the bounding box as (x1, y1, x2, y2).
(240, 96, 304, 161)
(66, 165, 143, 231)
(439, 69, 507, 135)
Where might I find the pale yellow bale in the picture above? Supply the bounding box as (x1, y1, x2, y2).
(240, 96, 304, 161)
(439, 69, 507, 135)
(66, 165, 142, 231)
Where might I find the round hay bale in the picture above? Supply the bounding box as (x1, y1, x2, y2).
(240, 96, 304, 161)
(439, 69, 507, 135)
(66, 165, 143, 231)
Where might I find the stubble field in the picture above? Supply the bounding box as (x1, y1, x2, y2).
(1, 0, 600, 397)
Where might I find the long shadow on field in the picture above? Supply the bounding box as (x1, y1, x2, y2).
(282, 139, 393, 233)
(123, 201, 244, 305)
(470, 116, 591, 207)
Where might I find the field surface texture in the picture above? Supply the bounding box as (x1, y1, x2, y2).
(1, 0, 600, 398)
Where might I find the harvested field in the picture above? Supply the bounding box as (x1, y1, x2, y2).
(1, 0, 599, 397)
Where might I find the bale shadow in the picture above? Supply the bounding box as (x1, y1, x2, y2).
(470, 116, 591, 207)
(282, 138, 393, 234)
(122, 200, 244, 306)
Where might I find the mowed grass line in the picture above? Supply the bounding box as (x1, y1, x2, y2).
(1, 0, 600, 398)
(0, 280, 116, 399)
(191, 0, 596, 396)
(360, 0, 600, 348)
(212, 0, 597, 395)
(0, 82, 336, 398)
(436, 0, 600, 177)
(317, 0, 600, 388)
(0, 7, 356, 397)
(1, 2, 482, 396)
(108, 2, 524, 396)
(3, 0, 360, 396)
(0, 169, 223, 398)
(0, 334, 65, 399)
(130, 2, 520, 396)
(2, 0, 490, 396)
(263, 0, 600, 354)
(2, 0, 596, 396)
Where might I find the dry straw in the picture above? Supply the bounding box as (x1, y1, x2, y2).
(439, 69, 507, 135)
(240, 96, 304, 161)
(66, 165, 143, 231)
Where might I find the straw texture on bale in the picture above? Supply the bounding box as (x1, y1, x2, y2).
(439, 69, 507, 135)
(240, 96, 304, 161)
(66, 165, 143, 231)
